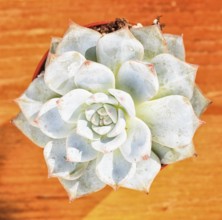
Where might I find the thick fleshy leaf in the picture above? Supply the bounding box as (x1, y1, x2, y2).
(137, 95, 201, 148)
(103, 104, 118, 123)
(15, 96, 41, 127)
(86, 93, 118, 105)
(90, 113, 100, 126)
(75, 60, 115, 93)
(15, 73, 58, 126)
(107, 108, 126, 138)
(59, 160, 106, 201)
(120, 117, 151, 163)
(37, 98, 74, 139)
(152, 141, 196, 164)
(121, 152, 161, 192)
(56, 22, 102, 61)
(96, 149, 136, 189)
(91, 124, 114, 136)
(57, 89, 92, 123)
(152, 53, 197, 99)
(85, 104, 103, 121)
(191, 85, 211, 117)
(66, 132, 97, 162)
(76, 113, 100, 140)
(97, 27, 144, 73)
(109, 89, 135, 117)
(92, 130, 127, 153)
(44, 139, 88, 180)
(102, 115, 113, 125)
(131, 25, 168, 60)
(45, 37, 61, 68)
(116, 60, 159, 103)
(12, 112, 52, 148)
(44, 51, 85, 95)
(164, 34, 185, 61)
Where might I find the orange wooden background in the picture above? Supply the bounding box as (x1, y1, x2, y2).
(0, 0, 222, 219)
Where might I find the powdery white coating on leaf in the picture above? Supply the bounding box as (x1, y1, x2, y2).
(16, 73, 58, 126)
(66, 132, 98, 162)
(91, 124, 114, 136)
(56, 22, 102, 61)
(131, 25, 168, 60)
(121, 152, 161, 192)
(91, 130, 127, 153)
(12, 112, 52, 148)
(45, 37, 61, 68)
(15, 96, 42, 127)
(108, 89, 136, 117)
(44, 51, 86, 95)
(57, 89, 92, 123)
(44, 139, 88, 180)
(76, 113, 100, 140)
(137, 95, 201, 148)
(191, 85, 211, 117)
(152, 141, 196, 164)
(75, 60, 115, 93)
(152, 53, 197, 99)
(96, 27, 144, 73)
(120, 117, 151, 163)
(86, 93, 118, 105)
(103, 104, 118, 124)
(37, 98, 74, 139)
(164, 34, 185, 61)
(23, 73, 59, 102)
(116, 60, 159, 103)
(96, 149, 136, 188)
(59, 160, 106, 201)
(106, 108, 126, 138)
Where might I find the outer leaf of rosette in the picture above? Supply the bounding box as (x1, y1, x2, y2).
(15, 73, 59, 126)
(44, 51, 86, 95)
(96, 149, 136, 189)
(96, 26, 144, 74)
(12, 112, 53, 148)
(151, 53, 197, 99)
(190, 85, 211, 117)
(131, 24, 168, 60)
(152, 141, 196, 164)
(137, 95, 201, 148)
(56, 22, 102, 61)
(121, 152, 161, 193)
(45, 37, 61, 68)
(164, 33, 185, 61)
(44, 139, 88, 180)
(59, 160, 106, 201)
(37, 98, 75, 139)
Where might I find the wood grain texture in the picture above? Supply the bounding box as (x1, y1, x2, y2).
(0, 0, 222, 219)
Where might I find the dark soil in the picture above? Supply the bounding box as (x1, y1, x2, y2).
(90, 18, 132, 34)
(90, 17, 165, 34)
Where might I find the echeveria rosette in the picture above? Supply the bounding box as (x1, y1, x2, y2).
(13, 21, 210, 200)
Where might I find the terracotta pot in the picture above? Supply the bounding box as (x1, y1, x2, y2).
(32, 21, 167, 169)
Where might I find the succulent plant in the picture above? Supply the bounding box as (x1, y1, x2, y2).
(13, 18, 210, 200)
